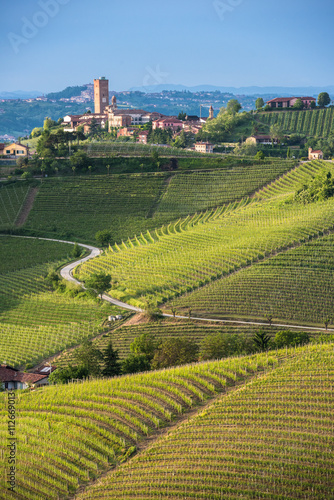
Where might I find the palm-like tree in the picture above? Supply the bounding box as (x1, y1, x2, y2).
(253, 331, 271, 352)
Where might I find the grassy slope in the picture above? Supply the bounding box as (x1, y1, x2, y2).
(78, 343, 334, 500)
(0, 237, 123, 367)
(0, 350, 284, 499)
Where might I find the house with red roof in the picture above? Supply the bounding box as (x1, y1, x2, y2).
(0, 364, 53, 390)
(267, 97, 316, 109)
(152, 117, 183, 132)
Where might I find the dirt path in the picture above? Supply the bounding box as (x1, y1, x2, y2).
(15, 186, 39, 226)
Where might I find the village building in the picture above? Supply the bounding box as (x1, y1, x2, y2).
(137, 130, 149, 144)
(152, 117, 183, 131)
(246, 135, 279, 145)
(195, 142, 214, 153)
(117, 127, 138, 138)
(308, 147, 324, 160)
(63, 113, 107, 132)
(2, 142, 29, 157)
(107, 108, 164, 131)
(266, 97, 316, 109)
(0, 364, 51, 390)
(0, 143, 5, 155)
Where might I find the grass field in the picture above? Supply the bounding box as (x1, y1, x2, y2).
(0, 237, 122, 367)
(0, 350, 283, 499)
(78, 343, 334, 500)
(257, 107, 334, 137)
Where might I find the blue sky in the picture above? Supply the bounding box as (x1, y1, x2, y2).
(1, 0, 333, 92)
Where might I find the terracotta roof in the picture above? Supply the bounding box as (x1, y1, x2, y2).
(310, 149, 323, 154)
(267, 96, 316, 103)
(111, 109, 148, 115)
(252, 135, 272, 140)
(156, 117, 183, 124)
(0, 365, 47, 384)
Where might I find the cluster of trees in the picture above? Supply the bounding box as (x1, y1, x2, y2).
(49, 329, 310, 385)
(198, 99, 247, 143)
(295, 171, 334, 204)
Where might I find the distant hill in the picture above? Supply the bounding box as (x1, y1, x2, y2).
(0, 90, 42, 99)
(129, 83, 334, 97)
(46, 85, 88, 100)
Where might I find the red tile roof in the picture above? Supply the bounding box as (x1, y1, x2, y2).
(0, 365, 47, 384)
(267, 96, 316, 103)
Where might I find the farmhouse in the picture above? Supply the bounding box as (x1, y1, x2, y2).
(308, 148, 324, 160)
(0, 364, 49, 390)
(246, 135, 278, 145)
(195, 142, 214, 153)
(3, 142, 29, 157)
(267, 97, 316, 109)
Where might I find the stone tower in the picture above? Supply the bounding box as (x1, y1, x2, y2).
(209, 105, 214, 120)
(94, 77, 109, 114)
(111, 95, 117, 109)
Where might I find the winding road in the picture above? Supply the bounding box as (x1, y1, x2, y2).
(4, 235, 334, 332)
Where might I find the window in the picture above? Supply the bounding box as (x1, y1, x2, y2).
(6, 150, 10, 154)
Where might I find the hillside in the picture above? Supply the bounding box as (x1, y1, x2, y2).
(257, 107, 334, 138)
(77, 161, 334, 319)
(15, 160, 293, 243)
(78, 343, 333, 500)
(1, 350, 279, 499)
(1, 155, 334, 499)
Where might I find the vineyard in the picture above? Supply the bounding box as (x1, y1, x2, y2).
(155, 160, 294, 218)
(76, 161, 334, 312)
(0, 183, 31, 230)
(0, 237, 122, 367)
(77, 343, 334, 500)
(22, 160, 293, 243)
(0, 350, 284, 499)
(170, 232, 334, 326)
(257, 107, 334, 137)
